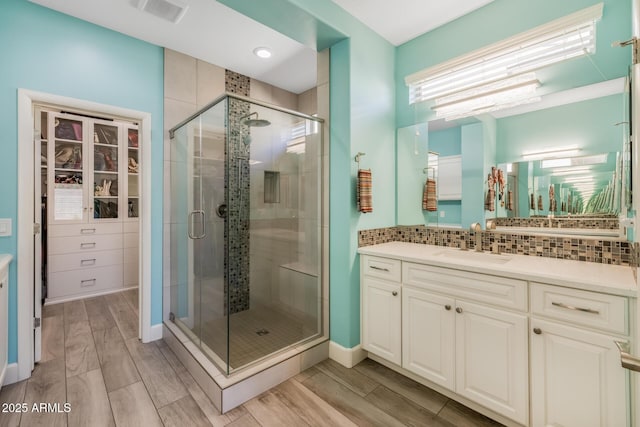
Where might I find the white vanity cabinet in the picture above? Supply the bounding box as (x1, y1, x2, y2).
(358, 243, 635, 427)
(530, 283, 630, 427)
(402, 262, 529, 425)
(361, 256, 402, 365)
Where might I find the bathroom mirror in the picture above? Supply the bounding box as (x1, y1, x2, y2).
(396, 0, 632, 238)
(396, 88, 631, 237)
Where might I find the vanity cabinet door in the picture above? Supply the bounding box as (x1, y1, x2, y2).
(362, 277, 401, 365)
(402, 287, 455, 390)
(530, 319, 629, 427)
(455, 300, 529, 426)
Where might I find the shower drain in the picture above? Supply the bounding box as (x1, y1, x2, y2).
(255, 328, 270, 336)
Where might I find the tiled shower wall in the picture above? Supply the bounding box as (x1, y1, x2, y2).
(359, 225, 639, 267)
(164, 49, 327, 320)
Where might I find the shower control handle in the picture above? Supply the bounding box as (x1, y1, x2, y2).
(216, 204, 227, 219)
(188, 210, 206, 240)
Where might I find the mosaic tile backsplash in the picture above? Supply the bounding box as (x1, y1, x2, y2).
(359, 225, 640, 267)
(494, 216, 619, 230)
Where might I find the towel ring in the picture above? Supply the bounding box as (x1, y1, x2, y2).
(355, 152, 366, 168)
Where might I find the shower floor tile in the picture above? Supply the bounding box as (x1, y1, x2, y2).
(198, 306, 314, 370)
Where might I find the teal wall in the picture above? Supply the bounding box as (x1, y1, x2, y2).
(461, 123, 487, 228)
(397, 124, 429, 225)
(0, 0, 164, 363)
(496, 95, 624, 163)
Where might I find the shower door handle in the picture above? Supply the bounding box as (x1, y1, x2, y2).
(188, 210, 206, 239)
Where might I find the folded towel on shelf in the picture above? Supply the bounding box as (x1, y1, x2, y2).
(357, 169, 373, 213)
(423, 178, 437, 211)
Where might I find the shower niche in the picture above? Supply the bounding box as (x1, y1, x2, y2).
(166, 93, 324, 384)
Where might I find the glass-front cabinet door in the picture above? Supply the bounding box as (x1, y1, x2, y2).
(49, 113, 87, 224)
(126, 126, 139, 219)
(47, 111, 137, 225)
(92, 121, 120, 220)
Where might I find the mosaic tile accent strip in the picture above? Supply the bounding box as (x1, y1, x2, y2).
(494, 216, 619, 230)
(224, 71, 251, 314)
(225, 69, 250, 97)
(358, 225, 638, 267)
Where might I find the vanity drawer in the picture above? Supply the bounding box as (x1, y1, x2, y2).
(48, 223, 122, 237)
(530, 283, 628, 335)
(48, 234, 123, 255)
(48, 265, 123, 299)
(403, 262, 527, 311)
(361, 255, 401, 282)
(48, 249, 123, 273)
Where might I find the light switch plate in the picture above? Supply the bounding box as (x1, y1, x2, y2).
(0, 218, 12, 237)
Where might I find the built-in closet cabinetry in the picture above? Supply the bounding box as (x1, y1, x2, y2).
(360, 247, 633, 427)
(42, 111, 139, 302)
(0, 255, 11, 388)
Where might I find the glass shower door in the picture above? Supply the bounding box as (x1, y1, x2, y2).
(169, 102, 229, 373)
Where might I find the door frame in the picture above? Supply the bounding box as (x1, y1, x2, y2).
(16, 88, 154, 382)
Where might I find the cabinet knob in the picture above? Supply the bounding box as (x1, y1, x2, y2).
(533, 328, 542, 335)
(455, 307, 463, 314)
(445, 304, 451, 311)
(392, 291, 398, 296)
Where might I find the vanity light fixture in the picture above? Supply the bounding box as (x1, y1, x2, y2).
(522, 147, 581, 161)
(432, 74, 541, 120)
(406, 3, 603, 116)
(540, 153, 608, 168)
(253, 47, 272, 59)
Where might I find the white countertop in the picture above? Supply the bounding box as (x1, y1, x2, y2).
(358, 242, 637, 297)
(0, 254, 12, 272)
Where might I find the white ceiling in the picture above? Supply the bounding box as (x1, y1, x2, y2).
(332, 0, 495, 46)
(28, 0, 318, 94)
(28, 0, 499, 95)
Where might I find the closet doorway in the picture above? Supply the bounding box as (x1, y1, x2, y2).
(15, 89, 153, 383)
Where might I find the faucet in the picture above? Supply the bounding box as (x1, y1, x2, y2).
(470, 223, 482, 252)
(491, 241, 501, 255)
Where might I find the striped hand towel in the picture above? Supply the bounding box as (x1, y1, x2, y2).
(357, 169, 373, 213)
(423, 179, 437, 211)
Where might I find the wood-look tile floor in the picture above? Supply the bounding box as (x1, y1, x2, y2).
(0, 289, 504, 427)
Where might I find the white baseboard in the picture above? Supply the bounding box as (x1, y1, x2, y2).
(329, 341, 368, 368)
(2, 363, 19, 386)
(147, 323, 163, 342)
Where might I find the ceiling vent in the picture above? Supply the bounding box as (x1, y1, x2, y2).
(137, 0, 188, 24)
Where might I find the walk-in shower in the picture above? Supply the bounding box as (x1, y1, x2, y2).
(166, 93, 324, 376)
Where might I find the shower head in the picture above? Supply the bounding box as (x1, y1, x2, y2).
(241, 112, 271, 127)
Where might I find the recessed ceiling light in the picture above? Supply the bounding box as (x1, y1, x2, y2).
(253, 47, 272, 59)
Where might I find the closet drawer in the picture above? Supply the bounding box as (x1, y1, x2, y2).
(530, 283, 628, 335)
(123, 232, 139, 249)
(48, 223, 122, 237)
(124, 262, 139, 287)
(123, 222, 139, 234)
(403, 262, 527, 311)
(361, 255, 401, 282)
(48, 265, 123, 299)
(48, 234, 123, 255)
(48, 249, 123, 273)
